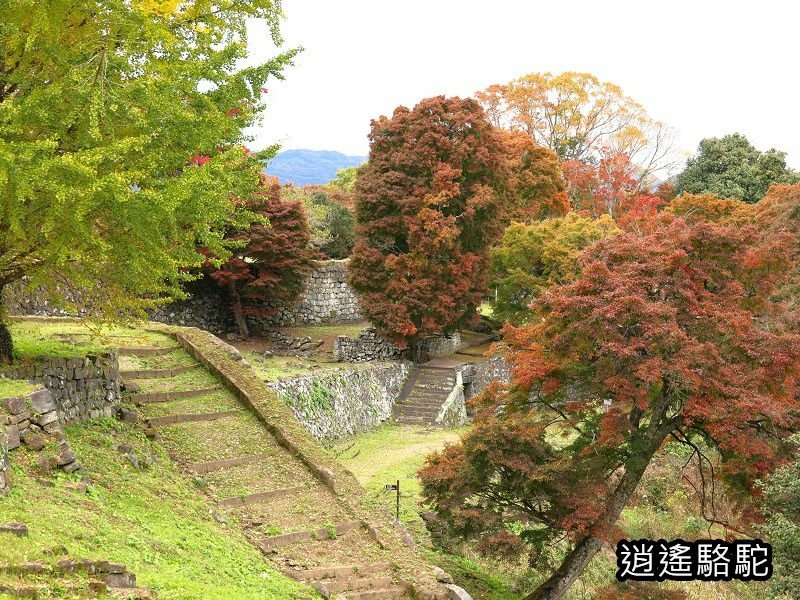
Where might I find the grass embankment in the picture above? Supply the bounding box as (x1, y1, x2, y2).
(0, 419, 316, 600)
(329, 424, 518, 600)
(0, 378, 39, 398)
(7, 321, 172, 363)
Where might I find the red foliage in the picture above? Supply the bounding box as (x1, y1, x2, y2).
(349, 96, 565, 353)
(564, 152, 664, 225)
(420, 215, 800, 596)
(209, 176, 316, 336)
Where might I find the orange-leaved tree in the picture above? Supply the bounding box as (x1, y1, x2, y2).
(349, 96, 566, 358)
(420, 215, 800, 600)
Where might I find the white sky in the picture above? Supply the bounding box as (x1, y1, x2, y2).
(245, 0, 800, 170)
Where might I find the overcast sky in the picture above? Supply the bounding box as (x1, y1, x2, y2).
(245, 0, 800, 170)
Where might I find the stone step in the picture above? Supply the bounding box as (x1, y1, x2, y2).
(315, 575, 394, 596)
(293, 562, 392, 582)
(341, 586, 408, 599)
(120, 365, 200, 379)
(218, 485, 306, 508)
(393, 405, 440, 416)
(146, 409, 240, 427)
(117, 346, 181, 357)
(393, 414, 435, 425)
(407, 390, 451, 399)
(186, 453, 270, 475)
(415, 373, 454, 382)
(129, 386, 222, 404)
(258, 521, 363, 550)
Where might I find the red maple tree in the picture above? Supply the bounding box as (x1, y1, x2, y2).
(420, 214, 800, 599)
(349, 96, 566, 358)
(209, 176, 316, 337)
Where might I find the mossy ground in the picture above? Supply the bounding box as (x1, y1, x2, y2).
(8, 321, 172, 363)
(0, 378, 39, 398)
(0, 419, 316, 599)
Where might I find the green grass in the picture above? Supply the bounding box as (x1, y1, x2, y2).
(326, 424, 522, 600)
(8, 321, 174, 363)
(0, 419, 317, 599)
(246, 353, 342, 382)
(0, 377, 39, 398)
(280, 323, 369, 339)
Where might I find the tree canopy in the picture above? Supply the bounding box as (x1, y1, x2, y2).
(490, 213, 620, 325)
(0, 0, 298, 362)
(476, 72, 677, 185)
(421, 215, 800, 599)
(209, 178, 315, 338)
(349, 95, 566, 356)
(676, 133, 798, 203)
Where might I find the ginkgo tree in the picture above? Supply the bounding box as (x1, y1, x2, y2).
(0, 0, 298, 362)
(420, 215, 800, 600)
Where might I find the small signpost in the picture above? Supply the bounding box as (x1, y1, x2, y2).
(384, 480, 400, 521)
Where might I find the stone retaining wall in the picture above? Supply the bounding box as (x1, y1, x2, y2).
(6, 260, 364, 334)
(333, 328, 403, 362)
(462, 357, 512, 401)
(333, 328, 465, 363)
(266, 362, 411, 441)
(1, 353, 121, 425)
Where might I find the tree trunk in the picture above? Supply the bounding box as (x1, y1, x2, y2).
(525, 411, 679, 600)
(228, 282, 249, 339)
(0, 317, 12, 365)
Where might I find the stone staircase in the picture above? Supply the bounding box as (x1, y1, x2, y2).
(392, 367, 459, 426)
(117, 334, 447, 600)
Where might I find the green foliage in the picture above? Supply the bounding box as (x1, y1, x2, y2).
(759, 435, 800, 598)
(677, 133, 799, 203)
(0, 0, 299, 326)
(282, 187, 355, 258)
(329, 166, 359, 192)
(490, 214, 620, 324)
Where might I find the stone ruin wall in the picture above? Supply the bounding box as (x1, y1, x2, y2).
(1, 352, 121, 495)
(4, 259, 363, 334)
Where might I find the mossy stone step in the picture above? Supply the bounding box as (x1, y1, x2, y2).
(341, 585, 408, 599)
(292, 562, 392, 582)
(117, 346, 181, 357)
(120, 365, 200, 379)
(258, 521, 363, 549)
(217, 485, 307, 508)
(186, 453, 270, 475)
(146, 409, 240, 427)
(130, 386, 222, 404)
(315, 575, 395, 596)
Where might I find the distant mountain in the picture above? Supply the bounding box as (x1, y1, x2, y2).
(263, 149, 367, 186)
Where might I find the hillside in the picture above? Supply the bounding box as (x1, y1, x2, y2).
(263, 149, 366, 186)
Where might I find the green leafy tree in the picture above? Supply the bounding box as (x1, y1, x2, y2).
(329, 166, 359, 192)
(490, 214, 620, 324)
(677, 134, 799, 203)
(0, 0, 298, 362)
(281, 187, 355, 258)
(759, 435, 800, 598)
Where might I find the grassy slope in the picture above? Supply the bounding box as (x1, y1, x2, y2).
(8, 321, 172, 363)
(0, 419, 316, 599)
(328, 424, 519, 600)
